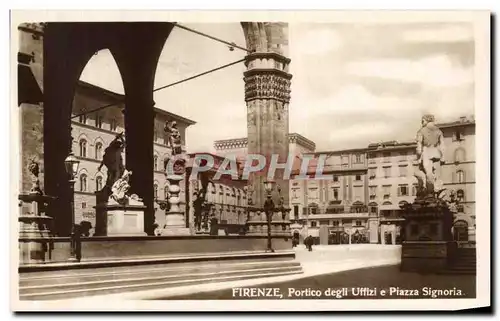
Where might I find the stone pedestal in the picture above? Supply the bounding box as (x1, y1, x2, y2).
(95, 204, 147, 236)
(163, 159, 190, 236)
(18, 193, 55, 265)
(400, 197, 454, 273)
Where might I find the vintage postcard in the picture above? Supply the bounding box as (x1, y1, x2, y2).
(11, 10, 490, 311)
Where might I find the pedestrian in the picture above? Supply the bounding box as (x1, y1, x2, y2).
(305, 235, 313, 252)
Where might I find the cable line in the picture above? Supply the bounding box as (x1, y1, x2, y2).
(172, 23, 252, 53)
(70, 58, 246, 119)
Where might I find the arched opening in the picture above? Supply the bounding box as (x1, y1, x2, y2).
(79, 173, 88, 192)
(153, 154, 159, 171)
(154, 23, 247, 153)
(69, 49, 127, 235)
(153, 183, 159, 199)
(308, 202, 319, 215)
(40, 22, 289, 237)
(95, 141, 103, 160)
(95, 176, 103, 192)
(79, 139, 87, 158)
(453, 220, 469, 241)
(368, 202, 378, 215)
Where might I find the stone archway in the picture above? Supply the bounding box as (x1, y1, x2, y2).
(19, 22, 291, 236)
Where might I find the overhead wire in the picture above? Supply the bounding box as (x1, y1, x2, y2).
(70, 23, 251, 119)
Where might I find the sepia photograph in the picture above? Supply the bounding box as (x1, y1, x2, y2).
(10, 10, 491, 311)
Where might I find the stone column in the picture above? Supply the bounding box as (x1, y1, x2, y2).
(43, 23, 86, 237)
(244, 51, 292, 235)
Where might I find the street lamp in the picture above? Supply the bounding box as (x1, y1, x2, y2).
(263, 179, 276, 253)
(64, 151, 80, 262)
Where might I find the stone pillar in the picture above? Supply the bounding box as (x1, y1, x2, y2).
(244, 51, 292, 235)
(43, 23, 85, 237)
(123, 102, 155, 235)
(163, 159, 190, 235)
(18, 24, 44, 194)
(116, 28, 171, 235)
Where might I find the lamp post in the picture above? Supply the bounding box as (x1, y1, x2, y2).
(263, 180, 276, 253)
(64, 151, 80, 262)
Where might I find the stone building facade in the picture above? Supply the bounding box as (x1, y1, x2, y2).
(71, 81, 196, 234)
(185, 153, 249, 235)
(288, 148, 370, 245)
(216, 116, 476, 244)
(438, 117, 476, 241)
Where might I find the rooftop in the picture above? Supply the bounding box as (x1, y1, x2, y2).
(76, 80, 197, 126)
(214, 133, 316, 151)
(437, 116, 475, 129)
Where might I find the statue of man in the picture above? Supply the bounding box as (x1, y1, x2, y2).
(414, 114, 445, 196)
(164, 120, 183, 156)
(98, 132, 125, 189)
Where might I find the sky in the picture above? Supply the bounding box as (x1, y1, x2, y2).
(79, 22, 475, 153)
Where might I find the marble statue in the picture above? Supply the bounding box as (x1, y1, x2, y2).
(28, 157, 42, 195)
(164, 120, 183, 156)
(414, 114, 445, 197)
(98, 132, 125, 189)
(109, 170, 142, 205)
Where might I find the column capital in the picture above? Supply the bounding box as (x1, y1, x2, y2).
(244, 52, 291, 67)
(243, 68, 292, 104)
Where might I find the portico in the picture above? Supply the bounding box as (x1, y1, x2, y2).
(20, 22, 293, 237)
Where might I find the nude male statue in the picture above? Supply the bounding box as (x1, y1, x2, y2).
(414, 114, 445, 197)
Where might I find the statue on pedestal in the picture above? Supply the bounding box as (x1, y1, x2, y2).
(98, 132, 126, 191)
(109, 170, 143, 206)
(162, 119, 190, 235)
(164, 120, 183, 156)
(414, 114, 445, 198)
(28, 157, 42, 195)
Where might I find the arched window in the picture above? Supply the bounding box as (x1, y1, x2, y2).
(153, 183, 158, 199)
(454, 148, 466, 163)
(163, 157, 169, 171)
(164, 185, 169, 199)
(457, 189, 465, 202)
(96, 176, 103, 191)
(453, 220, 469, 242)
(80, 174, 87, 192)
(95, 142, 103, 160)
(153, 155, 158, 171)
(308, 203, 319, 215)
(456, 170, 465, 183)
(79, 139, 87, 158)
